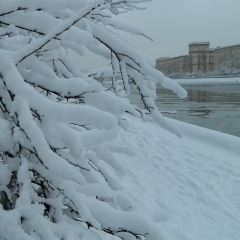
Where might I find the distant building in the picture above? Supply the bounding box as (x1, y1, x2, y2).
(156, 42, 240, 77)
(214, 44, 240, 72)
(188, 42, 214, 73)
(156, 56, 188, 77)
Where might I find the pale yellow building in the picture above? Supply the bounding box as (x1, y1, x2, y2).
(156, 55, 189, 77)
(214, 44, 240, 72)
(156, 42, 240, 77)
(188, 42, 214, 73)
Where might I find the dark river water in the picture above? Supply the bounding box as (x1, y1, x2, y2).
(127, 78, 240, 137)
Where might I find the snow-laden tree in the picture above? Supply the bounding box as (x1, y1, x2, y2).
(0, 0, 186, 239)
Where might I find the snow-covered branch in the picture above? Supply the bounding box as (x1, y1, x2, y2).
(0, 0, 186, 239)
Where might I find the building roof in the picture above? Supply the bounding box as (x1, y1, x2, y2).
(189, 42, 210, 46)
(156, 55, 188, 62)
(214, 44, 240, 51)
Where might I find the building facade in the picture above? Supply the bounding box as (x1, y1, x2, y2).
(156, 42, 240, 77)
(156, 55, 189, 77)
(214, 44, 240, 72)
(188, 42, 214, 73)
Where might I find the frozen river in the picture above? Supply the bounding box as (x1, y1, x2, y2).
(127, 78, 240, 137)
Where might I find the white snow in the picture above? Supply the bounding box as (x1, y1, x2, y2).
(112, 114, 240, 240)
(176, 77, 240, 85)
(1, 1, 239, 239)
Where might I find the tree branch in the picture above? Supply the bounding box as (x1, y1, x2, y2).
(15, 1, 104, 64)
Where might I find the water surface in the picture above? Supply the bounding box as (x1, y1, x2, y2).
(128, 78, 240, 137)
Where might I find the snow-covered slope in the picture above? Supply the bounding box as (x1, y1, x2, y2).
(114, 115, 240, 240)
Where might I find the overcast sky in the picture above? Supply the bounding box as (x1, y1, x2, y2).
(73, 0, 240, 68)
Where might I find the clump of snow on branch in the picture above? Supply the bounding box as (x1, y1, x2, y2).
(0, 0, 186, 239)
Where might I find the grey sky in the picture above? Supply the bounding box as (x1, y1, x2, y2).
(73, 0, 240, 68)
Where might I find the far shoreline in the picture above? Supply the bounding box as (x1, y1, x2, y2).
(174, 77, 240, 85)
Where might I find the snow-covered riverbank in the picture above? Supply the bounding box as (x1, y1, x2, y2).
(175, 77, 240, 85)
(114, 115, 240, 240)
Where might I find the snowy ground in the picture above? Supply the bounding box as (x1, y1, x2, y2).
(114, 115, 240, 240)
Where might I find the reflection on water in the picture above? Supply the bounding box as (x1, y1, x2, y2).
(188, 89, 212, 102)
(187, 87, 240, 104)
(188, 108, 213, 117)
(128, 81, 240, 137)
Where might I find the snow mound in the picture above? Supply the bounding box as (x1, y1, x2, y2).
(113, 115, 240, 240)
